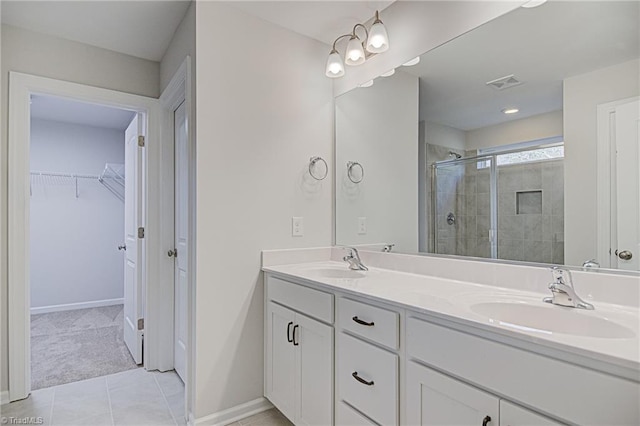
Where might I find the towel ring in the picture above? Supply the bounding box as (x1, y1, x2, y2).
(309, 156, 328, 181)
(347, 161, 364, 184)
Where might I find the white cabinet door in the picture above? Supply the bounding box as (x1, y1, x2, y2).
(266, 302, 297, 422)
(296, 312, 334, 426)
(500, 401, 562, 426)
(406, 361, 499, 426)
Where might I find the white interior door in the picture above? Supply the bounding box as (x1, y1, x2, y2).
(614, 99, 640, 271)
(124, 113, 144, 364)
(173, 101, 188, 381)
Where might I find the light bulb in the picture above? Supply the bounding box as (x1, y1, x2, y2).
(325, 50, 345, 78)
(345, 36, 365, 66)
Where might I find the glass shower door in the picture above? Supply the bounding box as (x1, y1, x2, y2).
(432, 156, 496, 258)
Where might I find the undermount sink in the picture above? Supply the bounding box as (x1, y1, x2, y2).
(304, 266, 366, 279)
(471, 302, 635, 339)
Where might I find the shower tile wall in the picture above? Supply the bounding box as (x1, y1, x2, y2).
(496, 160, 564, 264)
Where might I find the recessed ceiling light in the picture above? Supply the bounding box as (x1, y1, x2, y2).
(381, 69, 395, 77)
(502, 108, 519, 114)
(402, 57, 420, 66)
(522, 0, 547, 8)
(359, 80, 374, 88)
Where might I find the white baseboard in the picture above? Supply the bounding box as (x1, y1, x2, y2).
(192, 397, 273, 426)
(30, 298, 124, 315)
(1, 390, 9, 405)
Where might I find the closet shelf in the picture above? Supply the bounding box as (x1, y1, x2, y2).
(98, 163, 125, 202)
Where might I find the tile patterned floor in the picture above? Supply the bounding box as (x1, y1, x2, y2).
(1, 367, 291, 426)
(0, 368, 185, 426)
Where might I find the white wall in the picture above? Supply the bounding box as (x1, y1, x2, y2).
(194, 2, 333, 420)
(1, 24, 159, 393)
(465, 110, 563, 151)
(563, 59, 640, 266)
(426, 121, 467, 151)
(30, 118, 125, 310)
(334, 1, 524, 96)
(336, 70, 419, 252)
(160, 1, 195, 92)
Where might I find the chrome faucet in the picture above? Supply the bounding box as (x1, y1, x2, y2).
(343, 247, 368, 271)
(543, 267, 594, 310)
(582, 259, 600, 269)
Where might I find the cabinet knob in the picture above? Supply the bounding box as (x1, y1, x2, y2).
(292, 324, 299, 346)
(482, 416, 491, 426)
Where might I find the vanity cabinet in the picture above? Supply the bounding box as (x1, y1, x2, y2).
(265, 277, 334, 425)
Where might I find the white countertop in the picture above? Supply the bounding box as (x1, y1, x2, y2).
(263, 261, 640, 380)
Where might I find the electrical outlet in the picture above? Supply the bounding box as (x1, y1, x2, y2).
(292, 217, 304, 237)
(357, 217, 367, 235)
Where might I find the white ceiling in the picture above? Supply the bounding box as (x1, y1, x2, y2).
(229, 1, 395, 46)
(1, 0, 192, 61)
(31, 95, 136, 131)
(401, 1, 639, 131)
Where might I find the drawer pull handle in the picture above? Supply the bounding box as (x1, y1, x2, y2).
(482, 416, 491, 426)
(352, 316, 375, 327)
(352, 371, 374, 386)
(293, 324, 299, 346)
(286, 321, 293, 343)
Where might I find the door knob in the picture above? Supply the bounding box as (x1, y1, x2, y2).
(118, 245, 126, 251)
(616, 250, 633, 260)
(168, 248, 178, 258)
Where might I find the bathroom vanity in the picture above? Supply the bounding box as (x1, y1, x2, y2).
(262, 249, 639, 426)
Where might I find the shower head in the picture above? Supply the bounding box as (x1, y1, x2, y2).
(448, 151, 462, 159)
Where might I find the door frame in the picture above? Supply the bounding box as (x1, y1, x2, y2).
(158, 57, 195, 421)
(596, 96, 640, 269)
(7, 72, 172, 401)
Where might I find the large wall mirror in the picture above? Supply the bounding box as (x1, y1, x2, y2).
(335, 1, 639, 273)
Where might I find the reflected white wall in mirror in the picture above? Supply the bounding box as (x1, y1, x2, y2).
(334, 1, 640, 273)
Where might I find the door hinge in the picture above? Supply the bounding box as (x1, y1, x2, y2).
(138, 227, 145, 238)
(138, 135, 145, 147)
(137, 318, 144, 330)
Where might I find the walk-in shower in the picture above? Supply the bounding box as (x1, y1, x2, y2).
(430, 145, 565, 264)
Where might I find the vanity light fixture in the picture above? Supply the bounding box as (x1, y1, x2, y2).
(380, 69, 395, 77)
(325, 10, 390, 78)
(502, 107, 520, 114)
(402, 56, 420, 66)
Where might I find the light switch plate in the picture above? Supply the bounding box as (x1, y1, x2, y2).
(357, 217, 367, 235)
(292, 217, 304, 237)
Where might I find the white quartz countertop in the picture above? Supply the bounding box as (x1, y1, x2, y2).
(263, 261, 640, 380)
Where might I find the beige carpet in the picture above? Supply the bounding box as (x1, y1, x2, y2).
(31, 304, 138, 390)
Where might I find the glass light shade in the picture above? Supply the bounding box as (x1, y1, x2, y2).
(325, 51, 345, 78)
(366, 21, 389, 53)
(522, 0, 547, 8)
(402, 57, 420, 66)
(345, 37, 366, 66)
(380, 69, 395, 77)
(359, 80, 374, 88)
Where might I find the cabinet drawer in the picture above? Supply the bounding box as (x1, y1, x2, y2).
(338, 333, 398, 426)
(339, 298, 399, 350)
(336, 401, 378, 426)
(267, 275, 333, 323)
